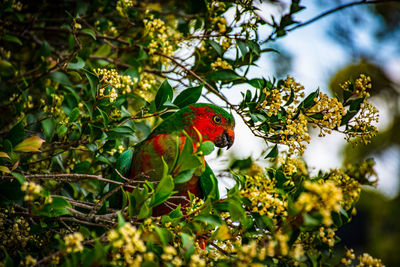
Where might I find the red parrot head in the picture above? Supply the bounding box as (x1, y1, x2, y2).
(153, 103, 235, 149)
(186, 104, 235, 149)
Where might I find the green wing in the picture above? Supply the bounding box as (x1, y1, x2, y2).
(114, 148, 134, 182)
(199, 161, 220, 201)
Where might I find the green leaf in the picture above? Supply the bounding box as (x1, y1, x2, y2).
(97, 107, 108, 126)
(173, 85, 203, 108)
(209, 40, 222, 55)
(83, 69, 99, 99)
(303, 213, 321, 227)
(198, 141, 214, 156)
(1, 247, 14, 267)
(175, 136, 202, 172)
(6, 120, 24, 146)
(155, 80, 173, 110)
(69, 107, 80, 122)
(57, 124, 68, 135)
(117, 211, 126, 227)
(0, 166, 11, 174)
(93, 44, 111, 57)
(40, 41, 51, 57)
(152, 170, 175, 207)
(107, 126, 135, 140)
(237, 41, 248, 59)
(181, 232, 195, 262)
(14, 136, 45, 152)
(11, 172, 26, 184)
(349, 97, 364, 111)
(50, 71, 72, 86)
(207, 70, 242, 83)
(174, 169, 195, 184)
(155, 227, 171, 247)
(265, 144, 278, 159)
(81, 28, 96, 40)
(247, 78, 265, 89)
(67, 56, 85, 70)
(193, 214, 222, 226)
(0, 152, 10, 159)
(227, 199, 245, 221)
(2, 34, 22, 45)
(42, 118, 56, 141)
(39, 197, 72, 217)
(138, 201, 152, 219)
(299, 89, 319, 110)
(200, 162, 219, 200)
(168, 206, 183, 219)
(275, 170, 287, 189)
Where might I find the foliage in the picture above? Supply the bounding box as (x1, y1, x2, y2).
(0, 0, 383, 266)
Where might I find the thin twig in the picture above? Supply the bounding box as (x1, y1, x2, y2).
(287, 0, 396, 32)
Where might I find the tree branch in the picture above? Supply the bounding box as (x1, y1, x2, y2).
(287, 0, 397, 32)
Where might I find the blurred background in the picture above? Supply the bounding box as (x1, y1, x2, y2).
(212, 0, 400, 265)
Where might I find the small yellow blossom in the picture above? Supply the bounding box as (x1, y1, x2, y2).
(21, 181, 42, 201)
(211, 57, 232, 70)
(24, 255, 37, 266)
(241, 175, 288, 222)
(295, 180, 343, 226)
(107, 223, 146, 266)
(357, 253, 385, 267)
(116, 0, 135, 17)
(64, 232, 84, 253)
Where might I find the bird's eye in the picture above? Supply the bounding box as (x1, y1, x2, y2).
(213, 115, 222, 124)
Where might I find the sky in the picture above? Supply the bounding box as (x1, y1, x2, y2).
(210, 0, 400, 198)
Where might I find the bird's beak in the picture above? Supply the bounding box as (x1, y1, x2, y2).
(215, 129, 234, 149)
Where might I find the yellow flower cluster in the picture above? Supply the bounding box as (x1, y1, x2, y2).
(21, 181, 42, 201)
(241, 175, 288, 222)
(318, 227, 336, 247)
(185, 197, 205, 216)
(23, 255, 37, 266)
(24, 95, 34, 109)
(116, 0, 135, 17)
(42, 93, 65, 118)
(107, 222, 147, 266)
(295, 181, 343, 226)
(189, 254, 206, 267)
(340, 74, 371, 98)
(207, 1, 228, 33)
(279, 156, 308, 176)
(341, 74, 379, 145)
(345, 100, 379, 145)
(161, 246, 183, 265)
(260, 77, 311, 154)
(280, 112, 311, 155)
(144, 17, 180, 65)
(236, 241, 266, 266)
(137, 72, 157, 100)
(0, 210, 40, 252)
(306, 92, 345, 137)
(221, 37, 233, 50)
(261, 88, 282, 116)
(211, 57, 232, 70)
(64, 232, 84, 253)
(341, 248, 356, 265)
(329, 168, 361, 210)
(260, 76, 303, 114)
(357, 253, 385, 267)
(94, 68, 136, 102)
(281, 75, 305, 104)
(11, 0, 23, 11)
(340, 249, 384, 267)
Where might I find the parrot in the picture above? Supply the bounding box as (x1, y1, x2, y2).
(114, 103, 235, 216)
